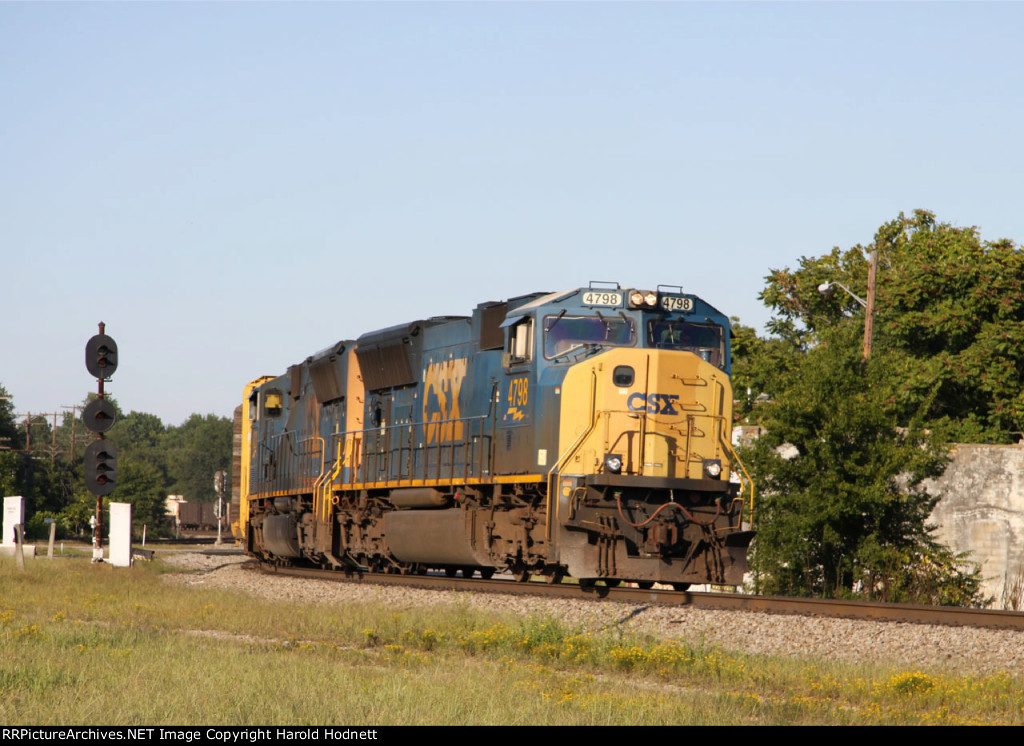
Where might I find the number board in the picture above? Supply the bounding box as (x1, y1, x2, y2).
(582, 291, 622, 307)
(660, 295, 694, 312)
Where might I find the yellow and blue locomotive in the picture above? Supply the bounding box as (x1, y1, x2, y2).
(235, 283, 753, 588)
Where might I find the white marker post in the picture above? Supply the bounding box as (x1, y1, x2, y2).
(108, 503, 132, 567)
(3, 496, 24, 546)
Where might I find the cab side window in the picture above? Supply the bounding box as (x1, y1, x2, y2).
(505, 318, 533, 367)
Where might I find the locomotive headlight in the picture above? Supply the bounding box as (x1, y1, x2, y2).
(604, 453, 623, 474)
(628, 290, 659, 309)
(703, 459, 722, 479)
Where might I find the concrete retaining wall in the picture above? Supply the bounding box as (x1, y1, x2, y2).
(925, 444, 1024, 606)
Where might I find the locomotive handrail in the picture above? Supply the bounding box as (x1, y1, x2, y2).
(325, 412, 494, 489)
(712, 376, 754, 528)
(721, 437, 755, 529)
(566, 407, 734, 475)
(312, 436, 339, 524)
(250, 432, 324, 496)
(547, 403, 748, 539)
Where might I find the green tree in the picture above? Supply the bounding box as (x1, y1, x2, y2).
(735, 210, 1007, 606)
(1, 389, 226, 538)
(109, 410, 165, 456)
(115, 457, 168, 537)
(0, 385, 22, 498)
(3, 405, 66, 515)
(108, 410, 169, 485)
(60, 491, 100, 539)
(759, 210, 1024, 442)
(730, 318, 801, 423)
(165, 414, 232, 502)
(744, 324, 985, 602)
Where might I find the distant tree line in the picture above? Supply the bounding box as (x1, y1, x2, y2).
(0, 391, 231, 541)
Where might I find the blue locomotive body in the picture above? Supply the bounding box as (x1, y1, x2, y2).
(237, 284, 753, 587)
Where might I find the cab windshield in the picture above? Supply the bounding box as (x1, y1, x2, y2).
(648, 320, 725, 368)
(544, 315, 636, 359)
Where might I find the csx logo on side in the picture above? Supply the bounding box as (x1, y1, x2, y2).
(627, 393, 680, 415)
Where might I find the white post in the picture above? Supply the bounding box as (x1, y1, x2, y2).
(108, 503, 132, 567)
(3, 496, 25, 546)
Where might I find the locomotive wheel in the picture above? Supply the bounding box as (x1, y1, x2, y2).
(512, 565, 531, 583)
(636, 581, 655, 590)
(461, 568, 476, 579)
(479, 568, 495, 580)
(604, 579, 622, 588)
(672, 583, 691, 592)
(444, 567, 458, 577)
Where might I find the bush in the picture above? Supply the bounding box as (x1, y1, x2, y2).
(24, 512, 68, 541)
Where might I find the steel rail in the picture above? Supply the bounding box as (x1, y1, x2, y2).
(254, 562, 1024, 631)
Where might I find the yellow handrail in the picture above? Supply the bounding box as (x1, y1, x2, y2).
(722, 437, 755, 528)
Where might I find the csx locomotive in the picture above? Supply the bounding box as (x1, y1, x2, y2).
(234, 283, 753, 588)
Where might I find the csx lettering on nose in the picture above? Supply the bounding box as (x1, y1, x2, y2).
(626, 392, 680, 415)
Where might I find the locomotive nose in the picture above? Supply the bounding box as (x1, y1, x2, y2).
(559, 347, 732, 482)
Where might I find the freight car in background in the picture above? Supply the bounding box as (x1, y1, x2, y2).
(235, 283, 754, 588)
(166, 496, 229, 535)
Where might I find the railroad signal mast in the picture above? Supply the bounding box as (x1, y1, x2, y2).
(84, 323, 118, 562)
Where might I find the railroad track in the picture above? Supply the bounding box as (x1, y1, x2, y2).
(254, 561, 1024, 631)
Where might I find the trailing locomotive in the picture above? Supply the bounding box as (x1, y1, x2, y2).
(235, 283, 753, 588)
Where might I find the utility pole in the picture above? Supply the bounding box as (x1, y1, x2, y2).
(61, 406, 82, 461)
(820, 249, 879, 361)
(16, 411, 67, 466)
(863, 248, 878, 360)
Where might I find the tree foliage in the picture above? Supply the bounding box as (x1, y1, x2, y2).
(0, 384, 19, 450)
(758, 209, 1024, 442)
(0, 384, 26, 498)
(116, 457, 167, 535)
(737, 210, 1012, 605)
(165, 414, 233, 503)
(0, 382, 232, 540)
(744, 324, 984, 603)
(729, 319, 801, 423)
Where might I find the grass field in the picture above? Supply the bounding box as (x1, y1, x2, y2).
(2, 554, 1022, 725)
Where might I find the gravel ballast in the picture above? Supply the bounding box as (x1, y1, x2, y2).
(162, 551, 1024, 677)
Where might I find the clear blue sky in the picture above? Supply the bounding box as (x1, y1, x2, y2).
(3, 2, 1022, 426)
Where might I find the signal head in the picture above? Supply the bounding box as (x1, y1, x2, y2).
(85, 334, 118, 380)
(83, 398, 117, 433)
(84, 439, 118, 496)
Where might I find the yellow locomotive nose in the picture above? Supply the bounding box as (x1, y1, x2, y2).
(557, 347, 734, 482)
